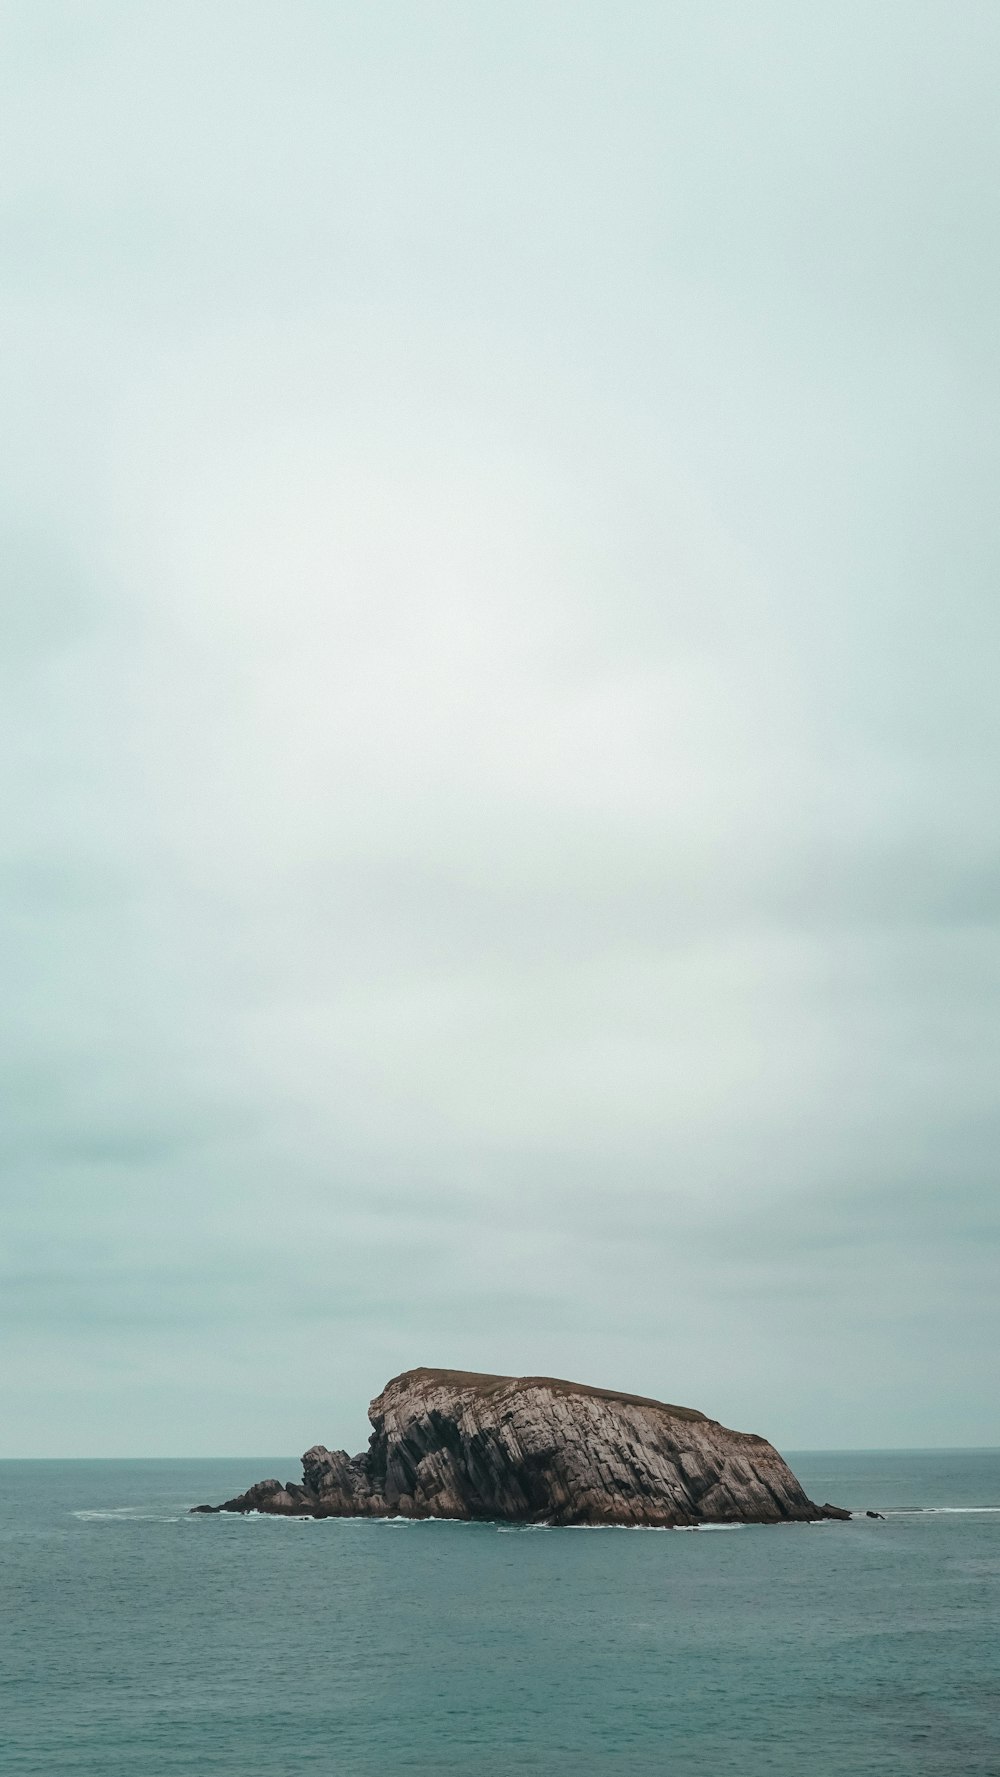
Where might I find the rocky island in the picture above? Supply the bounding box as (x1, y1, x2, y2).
(193, 1367, 850, 1526)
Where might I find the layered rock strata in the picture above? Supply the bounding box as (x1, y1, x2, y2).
(194, 1367, 850, 1526)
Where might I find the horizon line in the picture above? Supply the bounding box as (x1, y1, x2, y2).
(3, 1444, 999, 1461)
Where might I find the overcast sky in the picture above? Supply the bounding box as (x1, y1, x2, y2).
(2, 1, 998, 1458)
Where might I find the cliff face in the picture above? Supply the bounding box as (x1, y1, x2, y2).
(195, 1367, 849, 1526)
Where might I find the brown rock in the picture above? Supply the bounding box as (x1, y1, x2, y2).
(192, 1367, 850, 1527)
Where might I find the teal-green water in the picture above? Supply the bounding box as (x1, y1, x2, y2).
(2, 1452, 998, 1774)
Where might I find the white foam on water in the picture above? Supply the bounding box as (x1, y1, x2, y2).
(563, 1521, 704, 1532)
(72, 1509, 181, 1522)
(181, 1507, 872, 1532)
(926, 1506, 1000, 1514)
(237, 1510, 316, 1522)
(883, 1506, 1000, 1516)
(370, 1514, 475, 1526)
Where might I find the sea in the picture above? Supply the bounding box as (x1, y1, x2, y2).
(2, 1450, 998, 1776)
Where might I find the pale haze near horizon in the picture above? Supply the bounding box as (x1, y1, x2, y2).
(2, 1, 998, 1458)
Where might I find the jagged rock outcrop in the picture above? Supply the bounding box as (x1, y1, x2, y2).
(193, 1367, 850, 1526)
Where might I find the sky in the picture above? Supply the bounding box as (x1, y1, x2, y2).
(2, 1, 998, 1458)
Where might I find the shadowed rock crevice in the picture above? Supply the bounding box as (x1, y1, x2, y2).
(193, 1367, 851, 1526)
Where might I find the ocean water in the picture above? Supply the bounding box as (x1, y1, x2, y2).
(2, 1450, 998, 1776)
